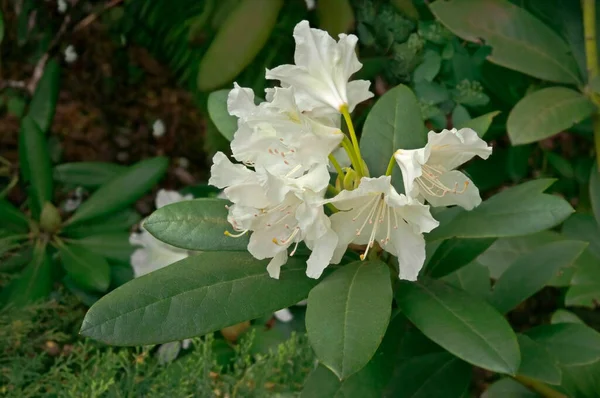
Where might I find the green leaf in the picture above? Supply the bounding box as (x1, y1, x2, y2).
(425, 238, 495, 278)
(53, 162, 128, 189)
(62, 209, 141, 238)
(28, 59, 60, 132)
(68, 157, 168, 225)
(482, 378, 538, 398)
(306, 261, 392, 380)
(488, 240, 587, 313)
(525, 323, 600, 366)
(565, 249, 600, 308)
(207, 90, 237, 141)
(81, 252, 323, 345)
(429, 0, 581, 84)
(197, 0, 283, 91)
(559, 361, 600, 398)
(0, 199, 30, 233)
(360, 84, 425, 190)
(477, 231, 564, 279)
(0, 242, 52, 307)
(507, 87, 595, 145)
(441, 261, 491, 299)
(551, 309, 584, 325)
(427, 179, 574, 241)
(317, 0, 354, 36)
(0, 9, 4, 45)
(413, 50, 442, 82)
(19, 116, 53, 219)
(143, 198, 248, 251)
(58, 243, 111, 292)
(414, 81, 450, 105)
(562, 214, 600, 258)
(590, 163, 600, 228)
(396, 279, 520, 375)
(455, 111, 500, 138)
(0, 246, 33, 273)
(516, 334, 562, 385)
(70, 233, 133, 264)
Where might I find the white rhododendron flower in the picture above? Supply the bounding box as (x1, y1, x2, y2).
(266, 20, 373, 116)
(327, 176, 439, 281)
(394, 128, 492, 210)
(130, 190, 193, 277)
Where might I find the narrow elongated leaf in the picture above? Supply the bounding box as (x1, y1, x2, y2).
(489, 240, 587, 313)
(428, 179, 573, 241)
(70, 233, 133, 263)
(430, 0, 581, 84)
(507, 87, 595, 145)
(306, 261, 392, 380)
(0, 199, 30, 233)
(0, 242, 52, 307)
(19, 117, 53, 220)
(0, 246, 32, 272)
(62, 209, 141, 238)
(28, 59, 60, 132)
(81, 252, 322, 345)
(207, 90, 237, 141)
(396, 279, 520, 375)
(590, 163, 600, 228)
(58, 243, 110, 292)
(197, 0, 283, 91)
(144, 198, 248, 251)
(360, 84, 425, 189)
(68, 157, 168, 225)
(425, 238, 496, 278)
(516, 334, 562, 385)
(455, 111, 500, 138)
(53, 162, 127, 189)
(525, 323, 600, 366)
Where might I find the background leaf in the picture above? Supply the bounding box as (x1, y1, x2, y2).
(81, 252, 323, 345)
(306, 261, 392, 380)
(53, 162, 128, 189)
(425, 238, 495, 278)
(58, 243, 111, 292)
(360, 84, 425, 190)
(0, 199, 30, 233)
(590, 163, 600, 228)
(68, 157, 168, 225)
(70, 233, 133, 264)
(396, 279, 520, 375)
(317, 0, 354, 36)
(143, 198, 248, 251)
(429, 0, 581, 84)
(62, 209, 141, 238)
(488, 240, 587, 313)
(525, 323, 600, 366)
(207, 90, 237, 141)
(507, 87, 595, 145)
(28, 59, 60, 132)
(455, 111, 500, 138)
(516, 334, 562, 385)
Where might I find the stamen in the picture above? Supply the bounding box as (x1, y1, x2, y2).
(417, 164, 469, 197)
(360, 197, 385, 260)
(273, 227, 300, 245)
(224, 229, 248, 238)
(290, 240, 300, 256)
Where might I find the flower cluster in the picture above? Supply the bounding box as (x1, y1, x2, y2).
(209, 21, 492, 281)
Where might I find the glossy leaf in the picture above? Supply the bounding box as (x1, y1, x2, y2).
(317, 0, 354, 36)
(413, 50, 442, 82)
(306, 261, 392, 380)
(28, 59, 60, 132)
(396, 279, 520, 375)
(68, 157, 168, 225)
(590, 163, 600, 228)
(489, 240, 587, 313)
(425, 238, 495, 278)
(551, 309, 584, 325)
(428, 179, 573, 241)
(360, 84, 425, 190)
(507, 87, 595, 145)
(430, 0, 581, 84)
(197, 0, 283, 91)
(526, 323, 600, 366)
(62, 209, 141, 238)
(207, 90, 237, 141)
(144, 198, 248, 251)
(81, 252, 323, 345)
(19, 116, 53, 219)
(565, 250, 600, 308)
(58, 243, 111, 292)
(70, 233, 133, 263)
(0, 199, 30, 233)
(455, 111, 500, 138)
(442, 261, 491, 300)
(516, 334, 562, 385)
(0, 242, 52, 307)
(562, 214, 600, 258)
(53, 162, 127, 189)
(482, 378, 538, 398)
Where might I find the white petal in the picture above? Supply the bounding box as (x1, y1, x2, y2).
(227, 83, 256, 119)
(155, 190, 191, 208)
(129, 230, 189, 277)
(423, 170, 482, 210)
(394, 148, 429, 197)
(208, 152, 253, 189)
(267, 251, 288, 279)
(274, 308, 293, 322)
(346, 80, 374, 112)
(305, 228, 338, 279)
(427, 128, 492, 170)
(388, 220, 427, 281)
